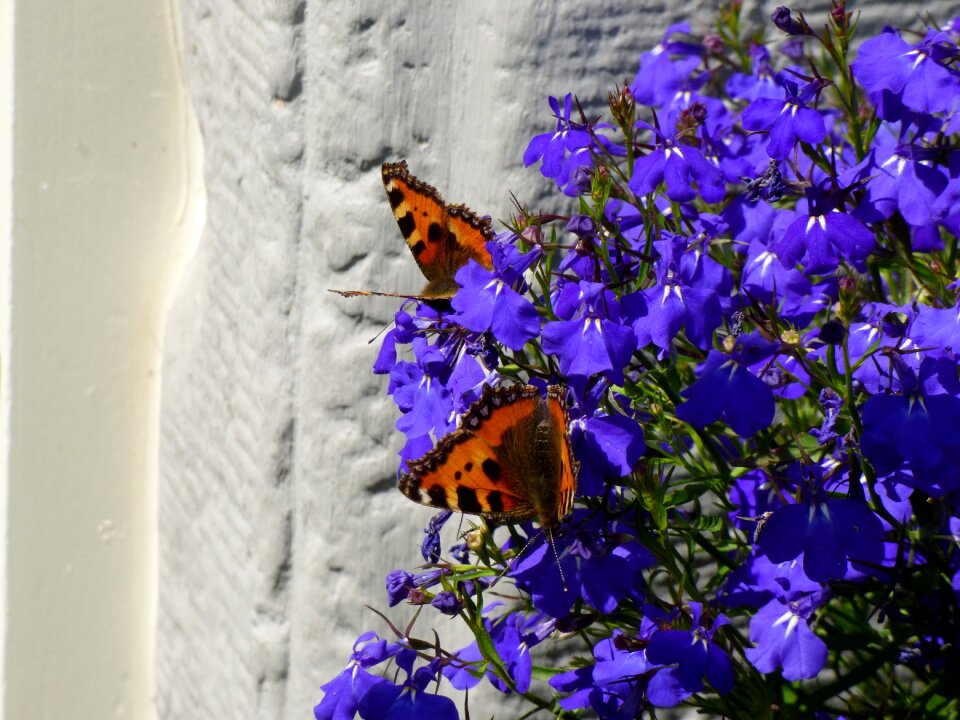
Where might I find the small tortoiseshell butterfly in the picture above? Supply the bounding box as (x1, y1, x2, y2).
(398, 384, 578, 531)
(331, 161, 495, 301)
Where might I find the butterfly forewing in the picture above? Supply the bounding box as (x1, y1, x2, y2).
(381, 161, 493, 298)
(332, 161, 495, 301)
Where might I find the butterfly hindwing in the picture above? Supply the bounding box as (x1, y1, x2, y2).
(547, 386, 579, 526)
(398, 384, 577, 529)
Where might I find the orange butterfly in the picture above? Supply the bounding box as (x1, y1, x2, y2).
(331, 161, 495, 301)
(398, 384, 578, 532)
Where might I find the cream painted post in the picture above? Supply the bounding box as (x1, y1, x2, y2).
(0, 1, 203, 718)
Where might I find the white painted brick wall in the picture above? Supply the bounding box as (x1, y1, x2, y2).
(158, 2, 958, 718)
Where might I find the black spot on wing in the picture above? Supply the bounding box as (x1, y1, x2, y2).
(387, 187, 405, 209)
(464, 462, 473, 472)
(427, 222, 444, 244)
(481, 458, 501, 482)
(427, 484, 447, 506)
(456, 486, 482, 513)
(410, 240, 427, 257)
(487, 491, 504, 513)
(397, 212, 416, 239)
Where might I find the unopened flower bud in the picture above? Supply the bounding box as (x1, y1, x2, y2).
(466, 528, 485, 553)
(781, 328, 800, 345)
(771, 6, 810, 35)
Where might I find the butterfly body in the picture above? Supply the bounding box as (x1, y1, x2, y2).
(330, 161, 494, 301)
(398, 385, 578, 530)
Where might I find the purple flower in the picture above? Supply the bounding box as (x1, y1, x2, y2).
(541, 282, 636, 388)
(623, 234, 724, 352)
(745, 595, 828, 680)
(386, 569, 415, 607)
(315, 665, 396, 720)
(524, 94, 592, 179)
(355, 658, 458, 720)
(740, 239, 829, 327)
(676, 335, 777, 437)
(420, 510, 452, 563)
(645, 603, 734, 706)
(542, 315, 635, 386)
(511, 512, 651, 618)
(315, 633, 419, 720)
(572, 410, 646, 494)
(860, 358, 960, 496)
(385, 568, 444, 607)
(771, 7, 810, 36)
(628, 122, 725, 203)
(450, 260, 540, 350)
(726, 45, 783, 103)
(631, 23, 705, 109)
(910, 301, 960, 357)
(758, 482, 885, 582)
(741, 71, 827, 159)
(852, 29, 960, 116)
(391, 364, 454, 461)
(773, 187, 875, 273)
(551, 628, 657, 715)
(443, 612, 537, 695)
(430, 591, 462, 616)
(845, 144, 949, 227)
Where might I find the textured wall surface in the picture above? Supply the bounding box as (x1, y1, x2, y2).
(158, 2, 957, 718)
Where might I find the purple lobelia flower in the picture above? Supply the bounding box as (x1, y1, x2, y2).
(772, 185, 875, 273)
(420, 510, 452, 563)
(385, 568, 444, 607)
(628, 121, 726, 203)
(315, 632, 420, 720)
(510, 511, 651, 619)
(675, 333, 777, 437)
(550, 618, 669, 716)
(741, 71, 828, 159)
(523, 94, 593, 180)
(449, 247, 541, 351)
(770, 7, 811, 36)
(727, 44, 784, 106)
(631, 23, 704, 108)
(644, 602, 734, 706)
(541, 281, 636, 390)
(442, 611, 540, 695)
(430, 591, 462, 616)
(852, 28, 960, 117)
(623, 234, 724, 352)
(844, 142, 950, 227)
(757, 467, 886, 582)
(909, 299, 960, 357)
(570, 406, 647, 495)
(353, 658, 458, 720)
(860, 357, 960, 496)
(744, 594, 828, 681)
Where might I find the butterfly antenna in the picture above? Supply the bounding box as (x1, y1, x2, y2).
(365, 317, 397, 345)
(546, 527, 568, 593)
(488, 527, 540, 589)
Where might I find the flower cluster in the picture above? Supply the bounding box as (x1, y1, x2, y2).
(318, 4, 960, 718)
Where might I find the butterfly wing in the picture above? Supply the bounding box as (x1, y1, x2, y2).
(381, 161, 494, 298)
(398, 385, 577, 528)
